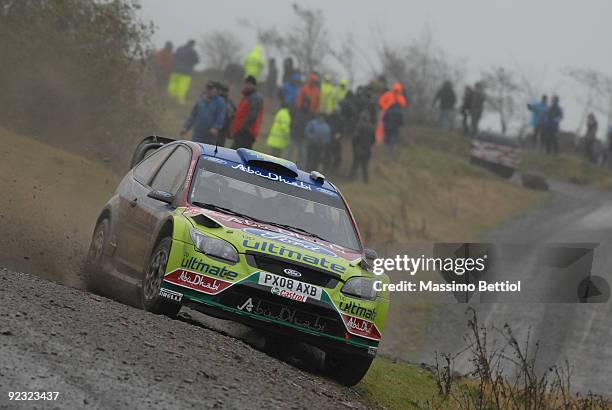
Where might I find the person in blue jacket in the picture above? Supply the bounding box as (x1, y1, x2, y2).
(527, 95, 548, 149)
(180, 81, 226, 145)
(279, 73, 301, 109)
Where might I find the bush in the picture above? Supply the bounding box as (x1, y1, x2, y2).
(0, 0, 158, 168)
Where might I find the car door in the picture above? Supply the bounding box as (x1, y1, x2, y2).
(113, 145, 174, 273)
(129, 144, 193, 275)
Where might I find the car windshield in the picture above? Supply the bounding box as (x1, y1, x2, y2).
(189, 158, 361, 251)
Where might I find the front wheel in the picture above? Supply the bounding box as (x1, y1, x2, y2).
(141, 237, 181, 318)
(84, 218, 110, 292)
(325, 351, 374, 386)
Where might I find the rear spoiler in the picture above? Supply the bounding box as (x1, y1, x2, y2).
(129, 136, 176, 169)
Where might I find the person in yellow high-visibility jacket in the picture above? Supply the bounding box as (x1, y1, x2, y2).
(337, 78, 349, 104)
(243, 44, 265, 82)
(319, 74, 336, 114)
(266, 104, 292, 158)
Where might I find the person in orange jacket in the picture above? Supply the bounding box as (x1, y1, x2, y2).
(376, 82, 407, 144)
(296, 74, 320, 113)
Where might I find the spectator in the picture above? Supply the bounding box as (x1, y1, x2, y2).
(527, 95, 548, 149)
(279, 73, 301, 109)
(230, 76, 264, 149)
(460, 86, 473, 136)
(304, 113, 331, 171)
(290, 94, 313, 164)
(326, 110, 344, 173)
(168, 40, 199, 105)
(349, 111, 376, 183)
(542, 95, 563, 155)
(470, 82, 486, 136)
(433, 80, 457, 131)
(320, 75, 337, 114)
(266, 58, 278, 99)
(336, 78, 349, 105)
(584, 113, 598, 163)
(243, 44, 265, 82)
(282, 57, 295, 84)
(266, 102, 292, 158)
(217, 83, 236, 147)
(296, 74, 321, 113)
(152, 41, 173, 87)
(383, 101, 404, 151)
(180, 81, 226, 145)
(377, 82, 407, 144)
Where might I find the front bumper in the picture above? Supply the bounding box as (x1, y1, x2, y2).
(160, 239, 384, 357)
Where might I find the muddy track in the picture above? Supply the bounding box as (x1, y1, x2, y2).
(0, 269, 369, 410)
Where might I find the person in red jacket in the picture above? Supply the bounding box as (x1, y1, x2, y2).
(296, 74, 320, 113)
(152, 41, 173, 87)
(230, 75, 264, 149)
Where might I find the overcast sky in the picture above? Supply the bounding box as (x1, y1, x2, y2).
(138, 0, 612, 135)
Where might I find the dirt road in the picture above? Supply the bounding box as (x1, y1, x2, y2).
(0, 269, 367, 410)
(418, 180, 612, 396)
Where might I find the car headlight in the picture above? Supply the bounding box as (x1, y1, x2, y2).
(341, 277, 378, 300)
(189, 228, 238, 263)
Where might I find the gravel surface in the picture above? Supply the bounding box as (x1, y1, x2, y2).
(0, 269, 369, 410)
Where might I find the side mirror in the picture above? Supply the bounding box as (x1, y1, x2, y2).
(147, 190, 175, 205)
(364, 248, 378, 261)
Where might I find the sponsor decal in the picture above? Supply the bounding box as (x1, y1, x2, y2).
(159, 288, 183, 302)
(204, 157, 228, 165)
(236, 296, 326, 333)
(340, 314, 382, 341)
(163, 269, 233, 295)
(231, 164, 312, 191)
(338, 301, 377, 320)
(237, 298, 253, 312)
(180, 256, 238, 280)
(315, 187, 339, 197)
(283, 268, 302, 278)
(243, 237, 345, 275)
(259, 272, 322, 302)
(243, 228, 338, 258)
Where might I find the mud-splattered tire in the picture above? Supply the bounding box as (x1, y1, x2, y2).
(324, 352, 373, 387)
(141, 237, 181, 318)
(84, 218, 110, 292)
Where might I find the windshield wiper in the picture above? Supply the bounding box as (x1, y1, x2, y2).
(262, 221, 329, 243)
(191, 202, 263, 222)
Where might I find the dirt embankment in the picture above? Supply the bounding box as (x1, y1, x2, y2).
(0, 129, 119, 287)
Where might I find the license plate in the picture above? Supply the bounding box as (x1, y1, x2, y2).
(258, 272, 322, 302)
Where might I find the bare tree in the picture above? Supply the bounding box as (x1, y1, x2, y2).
(565, 67, 612, 133)
(329, 32, 359, 85)
(240, 3, 330, 75)
(199, 30, 243, 70)
(482, 67, 520, 135)
(373, 26, 466, 124)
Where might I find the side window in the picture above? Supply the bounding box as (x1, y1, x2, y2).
(134, 146, 173, 185)
(151, 146, 192, 194)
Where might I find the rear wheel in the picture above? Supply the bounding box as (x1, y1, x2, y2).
(141, 237, 181, 318)
(324, 351, 374, 386)
(84, 218, 110, 292)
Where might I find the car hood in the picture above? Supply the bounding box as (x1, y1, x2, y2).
(182, 207, 365, 277)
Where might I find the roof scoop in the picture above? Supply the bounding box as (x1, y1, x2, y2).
(236, 148, 298, 178)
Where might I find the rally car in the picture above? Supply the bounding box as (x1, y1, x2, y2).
(85, 136, 390, 386)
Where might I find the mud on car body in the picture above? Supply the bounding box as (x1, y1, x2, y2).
(86, 136, 390, 386)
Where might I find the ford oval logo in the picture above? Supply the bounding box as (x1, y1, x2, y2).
(283, 268, 302, 278)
